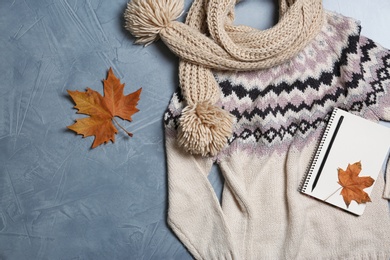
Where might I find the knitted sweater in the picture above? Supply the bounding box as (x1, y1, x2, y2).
(164, 12, 390, 259)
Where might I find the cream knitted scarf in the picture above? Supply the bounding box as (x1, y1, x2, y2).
(124, 0, 324, 156)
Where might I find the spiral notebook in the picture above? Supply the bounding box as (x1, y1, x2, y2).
(300, 108, 390, 215)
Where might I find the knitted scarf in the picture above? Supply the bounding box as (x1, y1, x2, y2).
(124, 0, 325, 156)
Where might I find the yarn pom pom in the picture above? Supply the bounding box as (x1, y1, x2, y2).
(124, 0, 184, 46)
(177, 102, 234, 157)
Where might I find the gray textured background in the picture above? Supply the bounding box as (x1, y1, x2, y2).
(0, 0, 389, 259)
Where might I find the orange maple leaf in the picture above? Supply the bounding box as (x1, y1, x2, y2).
(338, 161, 374, 207)
(67, 68, 142, 148)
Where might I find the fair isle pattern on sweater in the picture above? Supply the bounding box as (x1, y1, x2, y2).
(165, 12, 390, 159)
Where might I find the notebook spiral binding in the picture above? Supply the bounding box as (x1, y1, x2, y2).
(299, 108, 339, 193)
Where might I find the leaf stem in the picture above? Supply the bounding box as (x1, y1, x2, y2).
(324, 186, 343, 202)
(113, 117, 133, 137)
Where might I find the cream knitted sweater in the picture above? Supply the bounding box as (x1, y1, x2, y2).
(164, 12, 390, 259)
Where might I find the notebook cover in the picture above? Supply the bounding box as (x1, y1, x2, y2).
(300, 108, 390, 215)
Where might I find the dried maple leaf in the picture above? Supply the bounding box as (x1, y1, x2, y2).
(67, 68, 142, 148)
(338, 161, 374, 207)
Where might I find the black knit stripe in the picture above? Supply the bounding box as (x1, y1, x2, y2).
(227, 115, 329, 145)
(362, 52, 390, 108)
(361, 37, 377, 63)
(229, 87, 347, 122)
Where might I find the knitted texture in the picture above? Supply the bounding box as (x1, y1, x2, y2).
(125, 0, 325, 156)
(164, 12, 390, 259)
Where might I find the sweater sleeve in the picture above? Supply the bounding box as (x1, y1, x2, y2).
(341, 35, 390, 199)
(165, 137, 236, 260)
(164, 91, 236, 259)
(358, 37, 390, 199)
